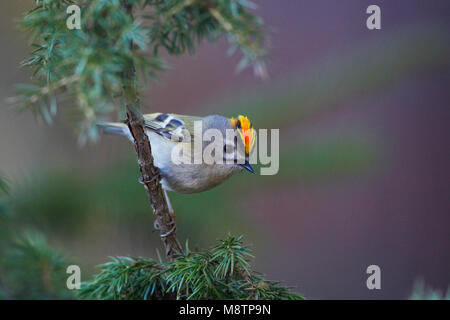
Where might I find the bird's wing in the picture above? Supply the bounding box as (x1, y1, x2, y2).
(143, 113, 202, 142)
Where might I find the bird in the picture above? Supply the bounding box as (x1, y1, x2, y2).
(98, 113, 256, 198)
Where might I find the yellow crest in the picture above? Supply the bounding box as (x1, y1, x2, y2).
(230, 115, 256, 154)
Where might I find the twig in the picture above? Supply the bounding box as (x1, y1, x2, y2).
(122, 1, 183, 260)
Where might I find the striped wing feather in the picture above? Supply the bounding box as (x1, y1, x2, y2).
(143, 113, 201, 142)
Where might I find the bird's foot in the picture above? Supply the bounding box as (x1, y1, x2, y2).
(138, 167, 161, 185)
(153, 214, 176, 232)
(160, 225, 176, 238)
(154, 220, 177, 237)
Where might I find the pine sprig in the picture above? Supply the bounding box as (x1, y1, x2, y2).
(78, 236, 303, 300)
(78, 256, 167, 299)
(145, 0, 268, 76)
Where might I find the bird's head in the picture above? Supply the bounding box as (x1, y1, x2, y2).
(201, 114, 256, 174)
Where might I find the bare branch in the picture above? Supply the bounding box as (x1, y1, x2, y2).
(122, 1, 183, 260)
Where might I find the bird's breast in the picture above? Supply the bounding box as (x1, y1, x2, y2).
(146, 130, 241, 194)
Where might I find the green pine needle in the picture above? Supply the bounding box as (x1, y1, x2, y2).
(79, 236, 303, 300)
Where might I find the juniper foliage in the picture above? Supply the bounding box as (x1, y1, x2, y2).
(0, 178, 73, 299)
(79, 236, 302, 300)
(0, 231, 74, 299)
(409, 279, 450, 300)
(15, 0, 268, 144)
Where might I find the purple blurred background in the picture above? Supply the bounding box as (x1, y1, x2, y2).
(1, 1, 449, 299)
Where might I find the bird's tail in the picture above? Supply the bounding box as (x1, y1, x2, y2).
(97, 122, 128, 136)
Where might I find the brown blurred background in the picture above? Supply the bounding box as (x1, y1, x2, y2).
(0, 0, 449, 299)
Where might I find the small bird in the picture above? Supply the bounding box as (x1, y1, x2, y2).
(99, 113, 256, 196)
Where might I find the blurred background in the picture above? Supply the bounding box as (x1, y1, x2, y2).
(0, 0, 449, 299)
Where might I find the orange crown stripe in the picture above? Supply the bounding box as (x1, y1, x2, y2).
(231, 115, 256, 154)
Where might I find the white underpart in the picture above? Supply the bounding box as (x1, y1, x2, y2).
(123, 127, 176, 191)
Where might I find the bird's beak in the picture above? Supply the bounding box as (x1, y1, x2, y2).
(240, 161, 255, 174)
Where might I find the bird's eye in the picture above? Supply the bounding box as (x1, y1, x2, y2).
(223, 144, 234, 154)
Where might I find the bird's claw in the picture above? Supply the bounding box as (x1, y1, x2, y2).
(160, 225, 176, 238)
(153, 215, 176, 233)
(138, 167, 161, 185)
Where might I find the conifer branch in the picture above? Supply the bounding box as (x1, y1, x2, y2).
(79, 236, 303, 300)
